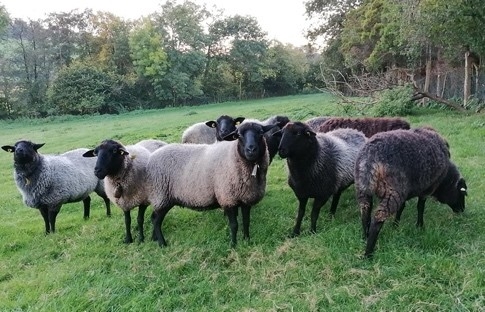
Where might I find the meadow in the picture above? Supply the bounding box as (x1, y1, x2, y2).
(0, 93, 484, 311)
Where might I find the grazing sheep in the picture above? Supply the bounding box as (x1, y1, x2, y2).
(181, 115, 245, 144)
(317, 117, 411, 137)
(305, 116, 331, 132)
(355, 127, 467, 258)
(278, 122, 367, 236)
(1, 140, 111, 234)
(148, 122, 275, 247)
(83, 139, 163, 243)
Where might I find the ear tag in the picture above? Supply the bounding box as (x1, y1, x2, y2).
(25, 178, 31, 185)
(8, 148, 13, 153)
(129, 154, 136, 160)
(251, 164, 259, 177)
(460, 188, 466, 192)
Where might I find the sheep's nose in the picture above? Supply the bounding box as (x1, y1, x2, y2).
(246, 145, 257, 154)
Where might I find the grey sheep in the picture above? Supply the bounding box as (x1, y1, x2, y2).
(181, 115, 245, 144)
(278, 122, 367, 236)
(83, 139, 166, 243)
(355, 127, 467, 258)
(148, 122, 275, 247)
(2, 140, 111, 234)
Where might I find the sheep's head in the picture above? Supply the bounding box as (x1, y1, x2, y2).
(433, 163, 467, 213)
(277, 122, 316, 159)
(223, 122, 274, 163)
(206, 115, 245, 141)
(2, 140, 45, 165)
(83, 139, 129, 179)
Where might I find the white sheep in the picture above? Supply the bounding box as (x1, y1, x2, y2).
(82, 139, 166, 243)
(2, 140, 111, 234)
(147, 122, 276, 247)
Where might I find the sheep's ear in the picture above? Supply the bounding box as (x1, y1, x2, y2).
(118, 147, 129, 156)
(262, 124, 277, 133)
(205, 121, 217, 128)
(83, 150, 96, 158)
(33, 143, 45, 151)
(458, 178, 468, 196)
(223, 130, 239, 141)
(234, 117, 245, 125)
(1, 145, 15, 153)
(271, 129, 282, 137)
(305, 130, 316, 137)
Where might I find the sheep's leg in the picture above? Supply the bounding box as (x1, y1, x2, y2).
(123, 211, 133, 244)
(103, 196, 111, 217)
(357, 192, 373, 240)
(393, 203, 406, 227)
(329, 191, 342, 216)
(226, 207, 239, 247)
(416, 197, 426, 228)
(152, 207, 171, 247)
(241, 205, 251, 241)
(83, 196, 91, 220)
(310, 196, 329, 234)
(137, 205, 148, 242)
(292, 197, 308, 237)
(39, 206, 50, 234)
(365, 195, 400, 258)
(48, 206, 60, 233)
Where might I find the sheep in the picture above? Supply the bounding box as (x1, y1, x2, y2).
(277, 122, 367, 236)
(317, 117, 411, 137)
(147, 122, 276, 247)
(135, 139, 167, 152)
(1, 140, 111, 234)
(354, 127, 467, 258)
(82, 139, 164, 243)
(181, 115, 245, 144)
(243, 115, 290, 163)
(305, 116, 331, 132)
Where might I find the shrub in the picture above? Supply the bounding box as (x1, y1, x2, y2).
(372, 85, 415, 116)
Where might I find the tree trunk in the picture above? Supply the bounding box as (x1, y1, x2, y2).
(422, 57, 432, 106)
(464, 50, 471, 108)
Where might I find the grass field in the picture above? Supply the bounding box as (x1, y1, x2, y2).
(0, 93, 484, 311)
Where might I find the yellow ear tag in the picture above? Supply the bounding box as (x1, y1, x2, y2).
(129, 154, 136, 160)
(25, 178, 30, 185)
(8, 148, 13, 152)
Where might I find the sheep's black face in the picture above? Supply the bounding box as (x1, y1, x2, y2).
(206, 115, 245, 141)
(278, 122, 316, 159)
(238, 124, 266, 162)
(1, 140, 44, 165)
(83, 140, 128, 179)
(433, 164, 467, 213)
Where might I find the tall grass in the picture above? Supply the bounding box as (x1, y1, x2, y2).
(0, 93, 484, 311)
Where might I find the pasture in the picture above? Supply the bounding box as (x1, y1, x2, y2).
(0, 93, 484, 311)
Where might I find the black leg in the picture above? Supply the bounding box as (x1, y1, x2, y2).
(416, 197, 426, 228)
(124, 210, 133, 244)
(329, 191, 342, 216)
(137, 205, 148, 242)
(310, 196, 329, 234)
(152, 207, 172, 247)
(358, 193, 373, 240)
(241, 205, 251, 241)
(48, 207, 60, 233)
(292, 197, 308, 237)
(83, 196, 91, 219)
(394, 203, 406, 226)
(226, 207, 239, 247)
(103, 196, 111, 217)
(39, 206, 50, 234)
(365, 219, 384, 258)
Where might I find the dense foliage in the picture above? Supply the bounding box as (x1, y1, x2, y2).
(0, 1, 320, 118)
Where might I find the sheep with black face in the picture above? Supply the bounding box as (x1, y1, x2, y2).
(148, 122, 275, 247)
(355, 127, 467, 258)
(2, 140, 110, 234)
(181, 115, 245, 144)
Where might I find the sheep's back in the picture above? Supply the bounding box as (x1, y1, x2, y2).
(181, 123, 216, 144)
(318, 117, 410, 137)
(355, 128, 450, 198)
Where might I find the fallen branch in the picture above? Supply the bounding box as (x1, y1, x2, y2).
(411, 91, 466, 112)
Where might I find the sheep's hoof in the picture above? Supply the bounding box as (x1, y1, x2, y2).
(83, 216, 89, 220)
(289, 231, 300, 238)
(124, 237, 133, 244)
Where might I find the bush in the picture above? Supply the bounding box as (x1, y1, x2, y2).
(372, 85, 415, 116)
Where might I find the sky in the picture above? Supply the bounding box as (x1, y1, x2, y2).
(1, 0, 310, 46)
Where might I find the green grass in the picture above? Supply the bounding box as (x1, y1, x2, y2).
(0, 93, 484, 311)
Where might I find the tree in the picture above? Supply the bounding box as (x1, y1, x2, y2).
(0, 4, 8, 35)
